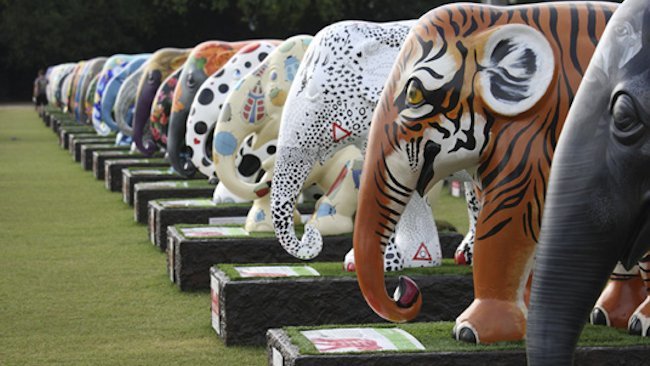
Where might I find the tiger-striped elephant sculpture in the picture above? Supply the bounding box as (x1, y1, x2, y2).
(528, 0, 650, 363)
(353, 1, 617, 344)
(166, 40, 277, 176)
(132, 48, 190, 155)
(211, 35, 360, 233)
(272, 20, 464, 269)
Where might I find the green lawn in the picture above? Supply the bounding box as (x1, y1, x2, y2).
(0, 106, 471, 365)
(0, 106, 265, 365)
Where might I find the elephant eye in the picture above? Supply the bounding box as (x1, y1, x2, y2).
(406, 79, 425, 107)
(186, 73, 196, 88)
(611, 93, 644, 145)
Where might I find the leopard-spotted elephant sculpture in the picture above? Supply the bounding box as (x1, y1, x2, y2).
(115, 60, 149, 137)
(185, 42, 277, 203)
(132, 48, 190, 155)
(272, 20, 478, 268)
(527, 1, 650, 364)
(166, 40, 280, 176)
(354, 1, 617, 345)
(211, 35, 359, 233)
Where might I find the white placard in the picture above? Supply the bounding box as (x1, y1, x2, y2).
(301, 328, 425, 353)
(210, 274, 221, 335)
(161, 199, 216, 208)
(181, 226, 249, 238)
(234, 266, 320, 278)
(209, 216, 247, 225)
(272, 347, 283, 366)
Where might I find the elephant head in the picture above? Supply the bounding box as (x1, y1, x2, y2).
(115, 62, 147, 137)
(527, 1, 650, 364)
(166, 40, 269, 177)
(53, 64, 75, 110)
(132, 48, 190, 155)
(62, 62, 84, 113)
(66, 61, 86, 116)
(186, 41, 277, 181)
(84, 73, 101, 124)
(353, 1, 615, 345)
(101, 55, 150, 136)
(271, 20, 414, 260)
(212, 35, 312, 202)
(91, 54, 134, 135)
(149, 67, 183, 148)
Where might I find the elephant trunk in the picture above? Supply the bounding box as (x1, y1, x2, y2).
(167, 110, 196, 176)
(271, 146, 320, 259)
(527, 150, 620, 365)
(354, 148, 422, 322)
(133, 85, 159, 155)
(115, 70, 142, 137)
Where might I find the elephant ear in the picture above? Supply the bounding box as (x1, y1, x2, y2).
(478, 24, 555, 117)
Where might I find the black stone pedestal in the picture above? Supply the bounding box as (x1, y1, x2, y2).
(211, 263, 473, 346)
(105, 158, 169, 192)
(148, 200, 255, 250)
(93, 151, 160, 180)
(121, 168, 206, 205)
(171, 230, 462, 291)
(133, 181, 215, 224)
(267, 327, 650, 366)
(80, 144, 130, 171)
(69, 134, 114, 155)
(59, 126, 94, 149)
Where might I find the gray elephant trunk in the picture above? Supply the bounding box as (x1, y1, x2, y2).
(271, 146, 319, 259)
(527, 159, 620, 365)
(167, 111, 195, 177)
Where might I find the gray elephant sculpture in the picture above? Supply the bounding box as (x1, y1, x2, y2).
(527, 0, 650, 364)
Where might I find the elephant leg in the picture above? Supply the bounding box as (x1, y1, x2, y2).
(590, 262, 645, 328)
(452, 188, 535, 344)
(455, 181, 480, 265)
(629, 253, 650, 336)
(245, 195, 300, 232)
(343, 234, 405, 272)
(213, 182, 251, 204)
(307, 159, 361, 236)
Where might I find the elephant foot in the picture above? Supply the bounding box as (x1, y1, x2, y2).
(590, 270, 645, 328)
(454, 229, 475, 266)
(452, 299, 526, 344)
(342, 237, 405, 272)
(628, 297, 650, 336)
(343, 249, 356, 272)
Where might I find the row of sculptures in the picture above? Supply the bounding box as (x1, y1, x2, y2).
(43, 0, 649, 364)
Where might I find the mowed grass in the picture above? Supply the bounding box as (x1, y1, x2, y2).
(0, 106, 266, 365)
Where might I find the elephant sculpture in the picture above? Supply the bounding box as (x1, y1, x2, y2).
(527, 0, 649, 364)
(149, 67, 184, 148)
(115, 61, 148, 137)
(186, 41, 277, 182)
(353, 1, 617, 345)
(84, 74, 101, 124)
(73, 57, 107, 123)
(166, 40, 275, 175)
(65, 61, 85, 115)
(91, 54, 137, 135)
(132, 48, 190, 154)
(101, 55, 150, 145)
(272, 20, 460, 269)
(47, 64, 73, 109)
(213, 35, 343, 232)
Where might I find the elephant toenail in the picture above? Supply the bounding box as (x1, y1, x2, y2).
(590, 308, 608, 326)
(458, 327, 477, 344)
(629, 316, 642, 336)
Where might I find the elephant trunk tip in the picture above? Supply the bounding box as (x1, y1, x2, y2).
(394, 276, 421, 310)
(141, 138, 158, 156)
(294, 224, 324, 260)
(172, 154, 196, 178)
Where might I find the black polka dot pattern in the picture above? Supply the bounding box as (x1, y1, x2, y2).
(197, 89, 214, 105)
(218, 84, 229, 94)
(194, 121, 208, 134)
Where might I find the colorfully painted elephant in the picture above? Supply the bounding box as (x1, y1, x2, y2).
(186, 41, 277, 181)
(213, 35, 326, 232)
(65, 62, 85, 115)
(56, 64, 77, 110)
(91, 54, 137, 135)
(115, 61, 148, 137)
(47, 64, 74, 109)
(353, 1, 617, 345)
(527, 1, 649, 364)
(132, 48, 190, 154)
(73, 57, 106, 123)
(101, 55, 150, 143)
(84, 74, 101, 123)
(149, 67, 183, 148)
(271, 20, 473, 268)
(166, 40, 277, 176)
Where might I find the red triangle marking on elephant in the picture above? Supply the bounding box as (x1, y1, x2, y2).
(332, 122, 351, 142)
(413, 242, 433, 261)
